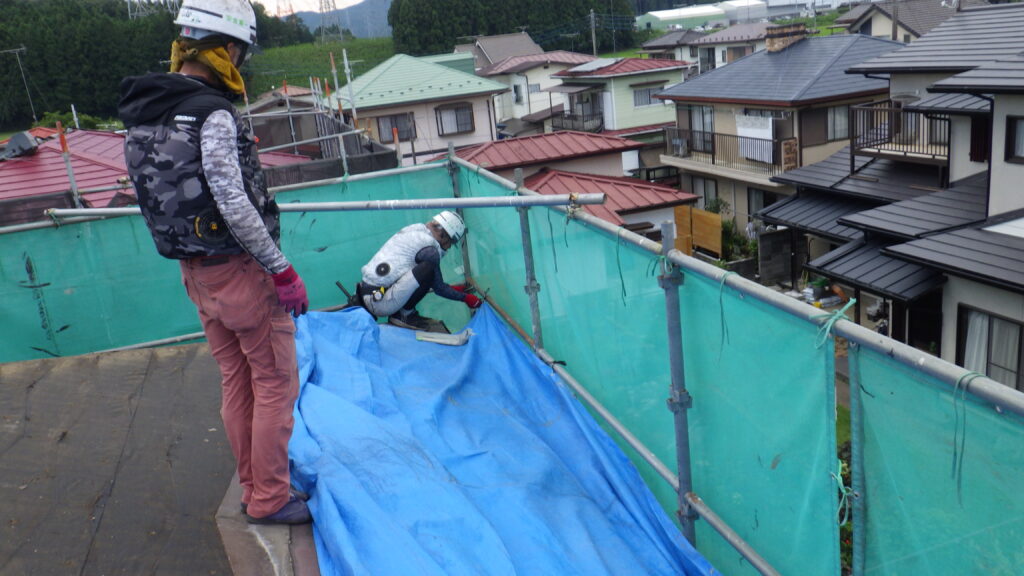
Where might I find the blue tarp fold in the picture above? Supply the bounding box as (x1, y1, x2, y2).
(289, 306, 716, 576)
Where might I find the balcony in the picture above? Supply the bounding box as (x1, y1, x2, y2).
(551, 112, 604, 133)
(851, 100, 949, 165)
(663, 127, 798, 178)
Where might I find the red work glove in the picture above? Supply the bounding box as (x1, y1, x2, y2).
(271, 265, 309, 317)
(464, 293, 482, 309)
(450, 284, 468, 293)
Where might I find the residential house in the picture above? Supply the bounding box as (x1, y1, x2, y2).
(657, 24, 901, 220)
(691, 22, 773, 73)
(719, 0, 768, 24)
(327, 54, 508, 166)
(639, 29, 706, 66)
(454, 32, 543, 71)
(547, 57, 688, 175)
(0, 130, 307, 226)
(476, 51, 598, 137)
(635, 5, 728, 32)
(446, 130, 646, 181)
(524, 169, 698, 238)
(835, 0, 989, 43)
(761, 3, 1024, 388)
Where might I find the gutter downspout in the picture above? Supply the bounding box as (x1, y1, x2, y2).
(977, 94, 994, 218)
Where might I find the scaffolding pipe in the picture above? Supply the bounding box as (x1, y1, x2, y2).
(259, 129, 363, 153)
(448, 142, 473, 284)
(515, 168, 544, 349)
(244, 109, 344, 120)
(849, 343, 866, 576)
(273, 161, 446, 193)
(659, 221, 696, 545)
(685, 493, 782, 576)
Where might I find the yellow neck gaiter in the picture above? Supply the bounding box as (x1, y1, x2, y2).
(169, 38, 245, 95)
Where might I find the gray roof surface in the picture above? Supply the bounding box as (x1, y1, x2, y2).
(658, 35, 899, 104)
(904, 91, 991, 114)
(885, 210, 1024, 293)
(839, 171, 988, 239)
(772, 147, 938, 203)
(807, 239, 947, 301)
(475, 33, 543, 66)
(757, 192, 878, 242)
(641, 29, 706, 49)
(693, 22, 773, 44)
(930, 54, 1024, 94)
(847, 3, 1024, 73)
(837, 0, 989, 37)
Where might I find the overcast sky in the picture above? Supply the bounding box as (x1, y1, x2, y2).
(268, 0, 363, 16)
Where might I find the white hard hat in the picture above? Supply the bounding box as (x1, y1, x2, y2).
(432, 211, 466, 244)
(175, 0, 257, 45)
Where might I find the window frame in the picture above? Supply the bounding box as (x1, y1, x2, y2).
(1005, 115, 1024, 164)
(827, 105, 850, 142)
(633, 86, 661, 108)
(376, 113, 414, 143)
(956, 305, 1024, 391)
(435, 102, 475, 137)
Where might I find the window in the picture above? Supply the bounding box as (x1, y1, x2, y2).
(435, 103, 475, 136)
(1006, 116, 1024, 163)
(690, 105, 714, 152)
(528, 83, 541, 94)
(690, 175, 718, 210)
(744, 108, 786, 119)
(827, 105, 849, 141)
(513, 85, 523, 104)
(747, 187, 780, 217)
(928, 116, 949, 145)
(689, 46, 698, 58)
(377, 113, 414, 143)
(958, 307, 1024, 390)
(633, 86, 661, 107)
(970, 115, 990, 163)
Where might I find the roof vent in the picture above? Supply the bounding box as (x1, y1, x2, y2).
(0, 131, 38, 160)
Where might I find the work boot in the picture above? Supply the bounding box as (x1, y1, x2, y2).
(388, 309, 432, 331)
(241, 487, 309, 515)
(245, 494, 312, 525)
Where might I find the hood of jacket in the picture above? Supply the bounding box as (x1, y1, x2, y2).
(118, 73, 229, 128)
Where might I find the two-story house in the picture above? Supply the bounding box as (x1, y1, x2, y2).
(691, 22, 772, 74)
(761, 4, 1024, 388)
(329, 54, 507, 166)
(835, 0, 988, 43)
(477, 51, 598, 137)
(657, 24, 901, 218)
(454, 32, 544, 71)
(639, 29, 706, 65)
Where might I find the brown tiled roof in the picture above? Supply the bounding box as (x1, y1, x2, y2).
(450, 131, 645, 170)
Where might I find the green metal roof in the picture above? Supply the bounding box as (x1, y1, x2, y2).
(336, 54, 507, 111)
(419, 52, 477, 75)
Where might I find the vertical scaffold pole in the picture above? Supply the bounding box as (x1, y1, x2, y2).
(449, 144, 472, 282)
(659, 221, 696, 544)
(850, 342, 865, 576)
(515, 168, 543, 349)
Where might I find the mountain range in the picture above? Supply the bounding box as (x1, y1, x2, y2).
(294, 0, 393, 38)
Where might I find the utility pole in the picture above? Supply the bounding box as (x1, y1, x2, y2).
(1, 46, 37, 123)
(590, 9, 597, 56)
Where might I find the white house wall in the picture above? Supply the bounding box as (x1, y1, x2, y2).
(990, 94, 1024, 216)
(622, 206, 677, 232)
(948, 115, 988, 183)
(889, 73, 953, 103)
(941, 275, 1024, 367)
(359, 98, 496, 167)
(712, 41, 766, 69)
(865, 12, 913, 42)
(493, 65, 576, 122)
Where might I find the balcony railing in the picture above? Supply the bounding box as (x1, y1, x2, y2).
(551, 112, 604, 133)
(851, 100, 949, 164)
(663, 127, 798, 177)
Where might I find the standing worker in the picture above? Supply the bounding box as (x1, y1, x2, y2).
(118, 0, 311, 525)
(357, 211, 482, 330)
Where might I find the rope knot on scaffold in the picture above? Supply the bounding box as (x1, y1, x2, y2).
(812, 299, 856, 349)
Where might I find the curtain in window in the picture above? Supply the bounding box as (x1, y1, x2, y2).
(736, 115, 773, 163)
(1015, 119, 1024, 157)
(438, 109, 459, 135)
(963, 310, 989, 375)
(989, 317, 1021, 388)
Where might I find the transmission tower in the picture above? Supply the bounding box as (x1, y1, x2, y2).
(277, 0, 294, 17)
(319, 0, 342, 43)
(127, 0, 180, 20)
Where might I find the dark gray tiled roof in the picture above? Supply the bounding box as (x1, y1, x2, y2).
(693, 22, 773, 44)
(839, 171, 988, 239)
(838, 0, 989, 38)
(807, 239, 946, 301)
(641, 29, 705, 50)
(904, 92, 991, 115)
(758, 192, 878, 242)
(930, 54, 1024, 94)
(847, 3, 1024, 74)
(772, 147, 939, 203)
(658, 35, 899, 104)
(885, 210, 1024, 293)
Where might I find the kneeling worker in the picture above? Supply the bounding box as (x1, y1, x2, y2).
(357, 211, 482, 330)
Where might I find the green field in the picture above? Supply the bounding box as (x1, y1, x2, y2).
(246, 37, 395, 97)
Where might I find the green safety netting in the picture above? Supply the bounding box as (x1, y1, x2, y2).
(852, 345, 1024, 575)
(459, 168, 841, 576)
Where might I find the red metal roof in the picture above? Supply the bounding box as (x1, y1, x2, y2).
(451, 131, 645, 170)
(0, 126, 58, 147)
(477, 50, 598, 76)
(524, 168, 697, 225)
(555, 57, 689, 78)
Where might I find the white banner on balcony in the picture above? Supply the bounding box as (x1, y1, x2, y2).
(736, 115, 773, 163)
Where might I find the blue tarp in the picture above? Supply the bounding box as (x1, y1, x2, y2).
(289, 306, 716, 576)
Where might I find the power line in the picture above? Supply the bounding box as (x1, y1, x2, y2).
(1, 46, 37, 123)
